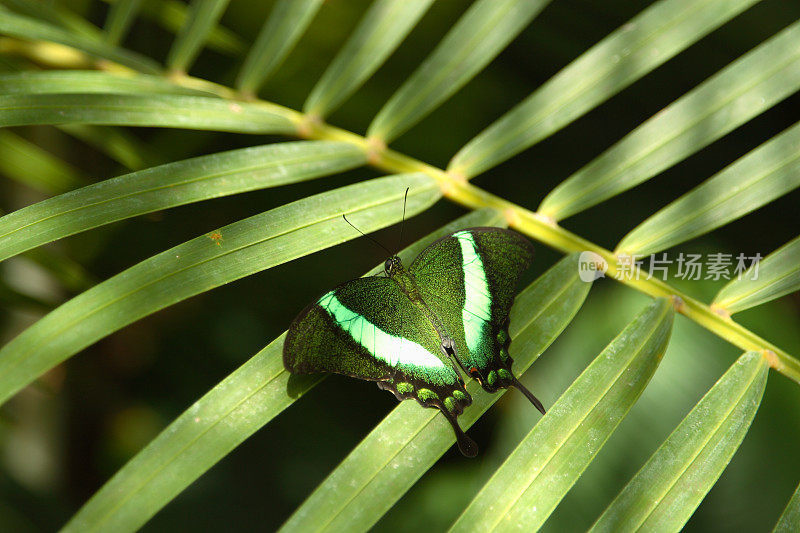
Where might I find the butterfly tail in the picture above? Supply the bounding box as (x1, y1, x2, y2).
(441, 408, 478, 458)
(510, 375, 546, 415)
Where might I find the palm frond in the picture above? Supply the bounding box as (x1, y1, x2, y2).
(0, 0, 798, 530)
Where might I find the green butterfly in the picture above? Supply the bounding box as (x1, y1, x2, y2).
(283, 226, 544, 457)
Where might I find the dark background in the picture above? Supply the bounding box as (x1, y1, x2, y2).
(1, 0, 799, 530)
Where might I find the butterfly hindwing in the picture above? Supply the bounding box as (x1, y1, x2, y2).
(409, 227, 535, 395)
(283, 276, 472, 416)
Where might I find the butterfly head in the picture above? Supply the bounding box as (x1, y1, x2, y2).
(384, 255, 402, 276)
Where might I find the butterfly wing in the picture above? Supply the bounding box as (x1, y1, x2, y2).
(408, 227, 544, 412)
(283, 276, 476, 452)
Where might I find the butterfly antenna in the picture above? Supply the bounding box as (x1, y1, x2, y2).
(396, 187, 410, 253)
(441, 409, 478, 458)
(510, 375, 546, 415)
(342, 214, 393, 256)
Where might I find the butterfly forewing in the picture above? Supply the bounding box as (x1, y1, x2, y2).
(283, 276, 471, 411)
(409, 228, 535, 392)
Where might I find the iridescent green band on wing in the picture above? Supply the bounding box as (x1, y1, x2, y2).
(453, 231, 492, 356)
(318, 291, 447, 370)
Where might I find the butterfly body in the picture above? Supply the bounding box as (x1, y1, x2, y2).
(283, 227, 543, 456)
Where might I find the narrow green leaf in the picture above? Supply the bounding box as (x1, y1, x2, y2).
(304, 0, 434, 118)
(63, 207, 500, 533)
(0, 174, 440, 407)
(1, 0, 103, 39)
(151, 0, 242, 54)
(281, 253, 593, 533)
(236, 0, 323, 94)
(0, 93, 297, 134)
(539, 18, 800, 220)
(448, 0, 760, 179)
(713, 236, 800, 314)
(0, 130, 88, 195)
(0, 10, 160, 73)
(590, 351, 768, 532)
(367, 0, 551, 143)
(451, 298, 674, 532)
(100, 0, 245, 55)
(0, 71, 212, 96)
(103, 0, 143, 45)
(0, 141, 366, 262)
(616, 120, 800, 256)
(774, 480, 800, 533)
(166, 0, 231, 73)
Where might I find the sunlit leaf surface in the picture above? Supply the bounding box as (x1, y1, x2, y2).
(166, 0, 231, 73)
(236, 0, 323, 93)
(304, 0, 433, 117)
(0, 9, 160, 72)
(539, 19, 800, 221)
(0, 141, 366, 261)
(449, 0, 760, 179)
(714, 236, 800, 314)
(450, 298, 674, 532)
(590, 351, 768, 532)
(368, 0, 551, 143)
(616, 120, 800, 256)
(0, 70, 213, 96)
(774, 480, 800, 533)
(0, 93, 297, 133)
